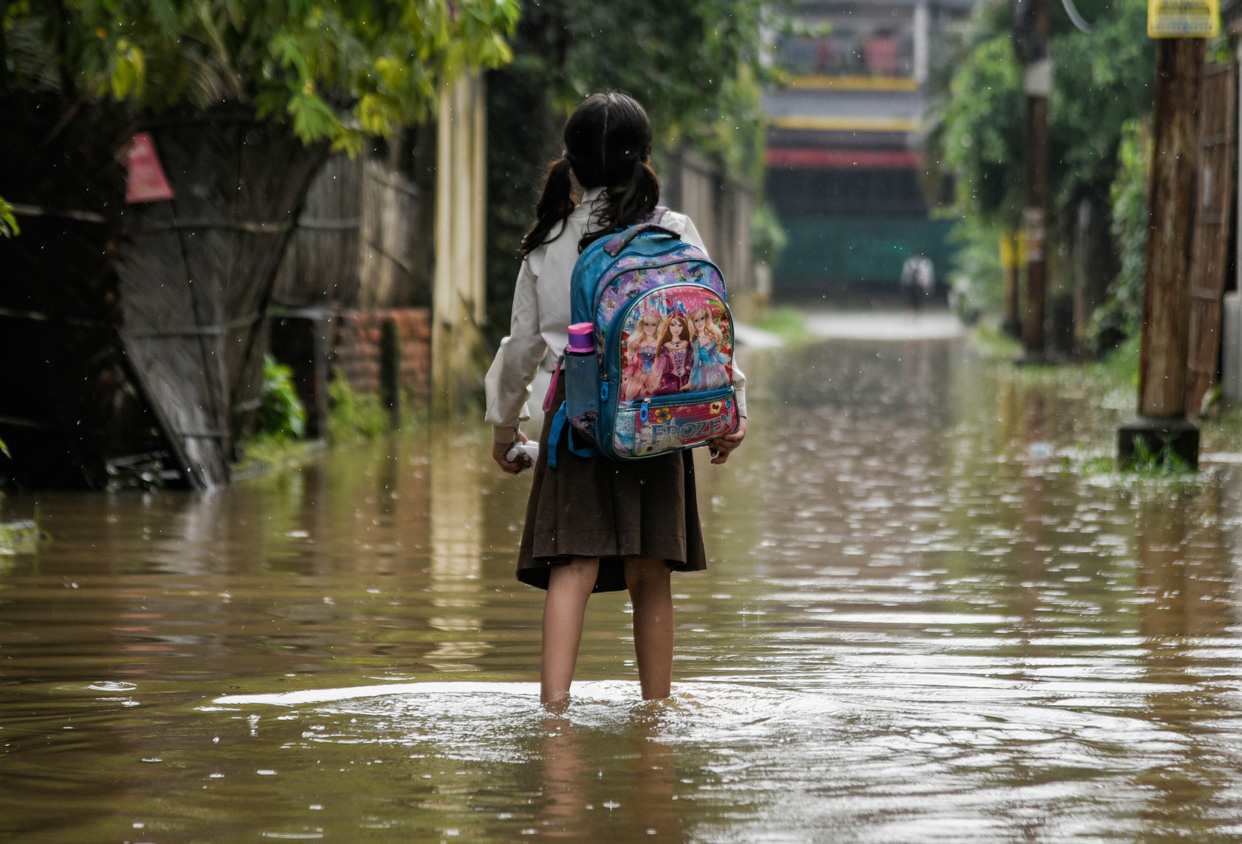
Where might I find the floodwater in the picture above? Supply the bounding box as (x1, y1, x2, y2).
(4, 314, 1242, 843)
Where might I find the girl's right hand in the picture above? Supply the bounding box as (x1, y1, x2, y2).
(493, 431, 530, 474)
(708, 417, 746, 464)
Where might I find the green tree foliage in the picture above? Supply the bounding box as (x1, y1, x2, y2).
(934, 0, 1153, 221)
(485, 0, 777, 341)
(512, 0, 773, 182)
(1089, 118, 1149, 349)
(937, 35, 1025, 228)
(1047, 0, 1154, 210)
(0, 196, 17, 237)
(928, 0, 1155, 330)
(2, 0, 517, 151)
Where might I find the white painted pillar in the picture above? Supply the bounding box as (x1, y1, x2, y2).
(432, 72, 488, 413)
(913, 1, 930, 84)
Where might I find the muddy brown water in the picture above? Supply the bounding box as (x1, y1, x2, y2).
(3, 332, 1242, 843)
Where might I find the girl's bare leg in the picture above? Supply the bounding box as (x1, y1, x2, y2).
(541, 557, 599, 707)
(624, 557, 674, 700)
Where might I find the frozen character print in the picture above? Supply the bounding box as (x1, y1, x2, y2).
(649, 311, 693, 396)
(687, 307, 729, 391)
(622, 308, 662, 401)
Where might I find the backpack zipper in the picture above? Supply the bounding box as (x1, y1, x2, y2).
(625, 386, 734, 411)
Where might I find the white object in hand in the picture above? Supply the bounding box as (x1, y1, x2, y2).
(505, 441, 539, 466)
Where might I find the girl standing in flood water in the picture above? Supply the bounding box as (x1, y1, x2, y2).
(484, 93, 748, 707)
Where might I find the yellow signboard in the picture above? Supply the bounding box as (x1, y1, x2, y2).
(1148, 0, 1220, 37)
(999, 230, 1027, 270)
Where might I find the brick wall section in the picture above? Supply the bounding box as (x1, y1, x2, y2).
(332, 308, 432, 403)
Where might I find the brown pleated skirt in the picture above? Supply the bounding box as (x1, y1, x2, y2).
(516, 379, 708, 593)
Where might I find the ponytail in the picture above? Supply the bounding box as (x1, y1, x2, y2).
(522, 93, 660, 255)
(579, 156, 660, 251)
(520, 157, 575, 256)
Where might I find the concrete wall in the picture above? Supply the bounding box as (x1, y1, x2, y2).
(333, 309, 432, 401)
(662, 150, 757, 320)
(270, 307, 432, 439)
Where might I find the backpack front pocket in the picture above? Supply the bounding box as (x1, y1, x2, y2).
(609, 386, 737, 458)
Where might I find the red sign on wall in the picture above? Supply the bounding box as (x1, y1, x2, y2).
(765, 148, 922, 169)
(125, 132, 174, 203)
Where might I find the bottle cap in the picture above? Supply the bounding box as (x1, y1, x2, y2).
(567, 322, 594, 352)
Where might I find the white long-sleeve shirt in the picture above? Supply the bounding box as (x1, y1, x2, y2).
(484, 186, 748, 444)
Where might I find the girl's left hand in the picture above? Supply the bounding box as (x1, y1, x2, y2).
(708, 417, 746, 465)
(493, 431, 530, 474)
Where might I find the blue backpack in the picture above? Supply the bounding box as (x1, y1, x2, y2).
(547, 209, 739, 467)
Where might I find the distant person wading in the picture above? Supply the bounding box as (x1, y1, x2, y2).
(900, 252, 934, 312)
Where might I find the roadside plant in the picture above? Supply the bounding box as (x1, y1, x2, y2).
(1121, 436, 1196, 476)
(256, 354, 306, 440)
(0, 198, 17, 237)
(327, 369, 390, 444)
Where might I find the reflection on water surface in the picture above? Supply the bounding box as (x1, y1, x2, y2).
(3, 329, 1242, 843)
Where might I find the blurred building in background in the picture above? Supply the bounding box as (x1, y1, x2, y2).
(764, 0, 976, 299)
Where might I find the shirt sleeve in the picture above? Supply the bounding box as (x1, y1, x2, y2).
(484, 258, 548, 443)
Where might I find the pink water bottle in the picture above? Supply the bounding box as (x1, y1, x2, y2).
(567, 322, 594, 353)
(564, 322, 599, 425)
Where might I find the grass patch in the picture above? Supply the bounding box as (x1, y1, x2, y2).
(969, 320, 1023, 359)
(328, 371, 392, 444)
(970, 324, 1140, 395)
(982, 327, 1242, 468)
(1203, 405, 1242, 453)
(232, 438, 329, 481)
(756, 306, 814, 344)
(234, 370, 433, 480)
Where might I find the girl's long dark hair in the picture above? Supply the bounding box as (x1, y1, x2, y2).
(520, 92, 661, 256)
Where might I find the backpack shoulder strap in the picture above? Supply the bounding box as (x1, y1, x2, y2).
(601, 207, 681, 257)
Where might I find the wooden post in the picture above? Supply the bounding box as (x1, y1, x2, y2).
(1118, 38, 1205, 469)
(380, 316, 401, 431)
(1013, 0, 1050, 361)
(1021, 92, 1049, 359)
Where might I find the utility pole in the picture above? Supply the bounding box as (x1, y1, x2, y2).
(1014, 0, 1050, 361)
(1117, 2, 1214, 469)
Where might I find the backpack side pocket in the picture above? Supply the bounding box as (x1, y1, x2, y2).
(564, 349, 600, 439)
